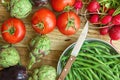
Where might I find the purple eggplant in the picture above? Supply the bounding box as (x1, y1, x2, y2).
(0, 65, 28, 80)
(31, 0, 48, 6)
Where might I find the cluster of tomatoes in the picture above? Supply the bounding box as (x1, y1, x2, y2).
(1, 0, 81, 44)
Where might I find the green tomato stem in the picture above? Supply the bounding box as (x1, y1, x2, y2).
(9, 27, 15, 35)
(66, 15, 76, 30)
(64, 5, 73, 12)
(2, 26, 15, 35)
(35, 22, 44, 30)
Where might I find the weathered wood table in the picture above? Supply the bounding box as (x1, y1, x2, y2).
(0, 3, 120, 70)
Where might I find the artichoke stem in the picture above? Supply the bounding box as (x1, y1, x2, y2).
(18, 61, 22, 65)
(1, 0, 10, 11)
(28, 52, 36, 69)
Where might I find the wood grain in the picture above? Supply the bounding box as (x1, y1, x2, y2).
(0, 3, 120, 71)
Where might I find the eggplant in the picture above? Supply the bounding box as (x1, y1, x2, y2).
(0, 65, 28, 80)
(31, 0, 48, 6)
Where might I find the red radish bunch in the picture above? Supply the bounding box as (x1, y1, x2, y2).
(100, 15, 112, 25)
(87, 0, 100, 12)
(76, 0, 120, 44)
(89, 14, 99, 23)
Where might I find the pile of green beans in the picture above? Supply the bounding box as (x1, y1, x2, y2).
(60, 41, 120, 80)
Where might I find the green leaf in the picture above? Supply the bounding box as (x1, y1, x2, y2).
(113, 6, 120, 16)
(105, 3, 111, 8)
(97, 0, 120, 8)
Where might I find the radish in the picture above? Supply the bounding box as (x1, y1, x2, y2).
(74, 0, 83, 10)
(108, 8, 115, 15)
(89, 14, 99, 23)
(109, 25, 120, 44)
(100, 15, 112, 25)
(74, 0, 83, 14)
(87, 1, 100, 12)
(99, 27, 109, 35)
(112, 14, 120, 25)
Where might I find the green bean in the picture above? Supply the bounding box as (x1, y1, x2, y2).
(73, 61, 115, 70)
(97, 72, 102, 80)
(94, 48, 107, 62)
(60, 41, 120, 80)
(100, 67, 117, 79)
(60, 56, 69, 61)
(72, 69, 81, 80)
(113, 64, 120, 78)
(75, 58, 117, 68)
(115, 65, 119, 78)
(88, 41, 111, 48)
(96, 48, 112, 56)
(82, 43, 108, 49)
(68, 69, 73, 80)
(74, 61, 96, 68)
(75, 58, 99, 66)
(84, 69, 94, 80)
(94, 67, 116, 80)
(66, 73, 70, 80)
(88, 69, 101, 80)
(65, 75, 69, 80)
(78, 70, 90, 80)
(78, 53, 105, 64)
(94, 54, 120, 58)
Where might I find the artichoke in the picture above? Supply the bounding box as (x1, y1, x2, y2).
(0, 44, 20, 68)
(29, 35, 50, 56)
(29, 65, 57, 80)
(10, 0, 32, 18)
(28, 35, 50, 69)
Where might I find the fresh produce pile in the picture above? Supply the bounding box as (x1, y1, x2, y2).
(0, 0, 120, 80)
(1, 0, 120, 43)
(60, 40, 120, 80)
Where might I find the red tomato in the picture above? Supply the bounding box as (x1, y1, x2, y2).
(1, 18, 26, 44)
(57, 11, 81, 35)
(50, 0, 75, 12)
(32, 8, 56, 34)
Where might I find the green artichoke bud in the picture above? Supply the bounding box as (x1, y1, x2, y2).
(10, 0, 32, 18)
(30, 35, 50, 56)
(0, 44, 20, 68)
(29, 65, 57, 80)
(28, 35, 50, 69)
